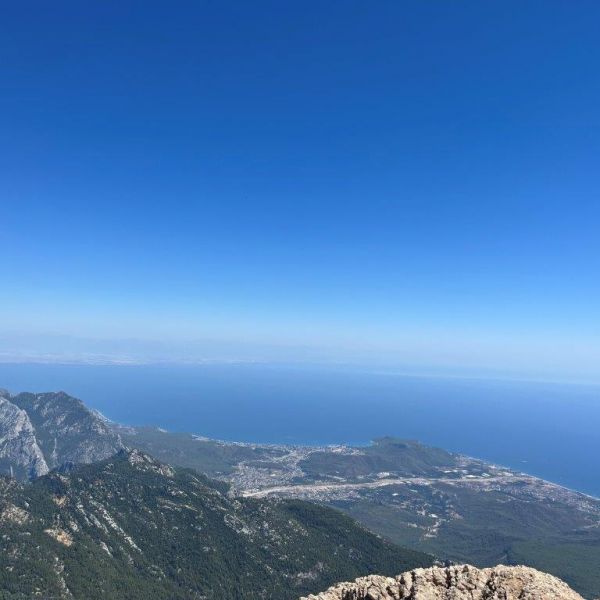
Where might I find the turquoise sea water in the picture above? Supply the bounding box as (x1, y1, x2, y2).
(1, 362, 599, 496)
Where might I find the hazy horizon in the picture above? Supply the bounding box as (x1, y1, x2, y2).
(3, 2, 600, 383)
(2, 331, 600, 386)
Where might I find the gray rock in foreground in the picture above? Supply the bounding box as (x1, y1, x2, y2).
(301, 564, 584, 600)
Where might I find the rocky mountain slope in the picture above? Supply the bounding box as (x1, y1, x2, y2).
(0, 396, 48, 480)
(301, 565, 584, 600)
(0, 390, 123, 479)
(0, 449, 431, 599)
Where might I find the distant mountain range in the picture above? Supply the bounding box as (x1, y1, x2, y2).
(1, 389, 599, 598)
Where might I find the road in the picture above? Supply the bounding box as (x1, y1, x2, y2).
(241, 473, 528, 498)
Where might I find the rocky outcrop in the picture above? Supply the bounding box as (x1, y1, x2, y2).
(0, 390, 123, 480)
(301, 565, 584, 600)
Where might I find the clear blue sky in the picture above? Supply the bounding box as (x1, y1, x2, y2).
(2, 1, 600, 381)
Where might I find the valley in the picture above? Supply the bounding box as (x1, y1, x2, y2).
(119, 427, 600, 598)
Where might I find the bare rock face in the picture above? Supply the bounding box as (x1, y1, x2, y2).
(0, 390, 124, 480)
(0, 396, 49, 479)
(9, 391, 124, 469)
(301, 565, 584, 600)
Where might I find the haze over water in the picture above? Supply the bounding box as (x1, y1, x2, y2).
(1, 362, 599, 497)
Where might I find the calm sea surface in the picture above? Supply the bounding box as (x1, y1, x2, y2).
(1, 363, 599, 496)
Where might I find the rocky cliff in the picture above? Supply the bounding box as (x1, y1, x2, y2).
(0, 390, 123, 479)
(301, 565, 584, 600)
(0, 396, 49, 479)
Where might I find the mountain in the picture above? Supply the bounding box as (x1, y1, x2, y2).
(120, 427, 600, 599)
(0, 390, 123, 479)
(300, 565, 584, 600)
(0, 449, 432, 599)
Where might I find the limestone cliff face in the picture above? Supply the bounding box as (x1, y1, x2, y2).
(0, 391, 123, 480)
(301, 565, 584, 600)
(0, 397, 49, 479)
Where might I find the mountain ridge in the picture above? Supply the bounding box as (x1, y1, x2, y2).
(0, 448, 432, 599)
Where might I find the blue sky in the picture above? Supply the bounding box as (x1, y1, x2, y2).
(2, 1, 600, 381)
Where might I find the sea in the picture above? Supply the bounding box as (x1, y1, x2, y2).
(1, 362, 599, 497)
